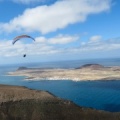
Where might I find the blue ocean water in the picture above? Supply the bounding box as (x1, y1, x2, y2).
(0, 58, 120, 112)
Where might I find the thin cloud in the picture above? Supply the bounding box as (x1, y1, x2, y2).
(11, 0, 53, 4)
(0, 0, 112, 34)
(48, 34, 79, 44)
(0, 35, 120, 57)
(35, 36, 46, 43)
(89, 35, 102, 43)
(79, 36, 120, 52)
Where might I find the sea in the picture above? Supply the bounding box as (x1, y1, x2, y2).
(0, 58, 120, 112)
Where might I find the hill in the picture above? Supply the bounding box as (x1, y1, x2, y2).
(0, 84, 120, 120)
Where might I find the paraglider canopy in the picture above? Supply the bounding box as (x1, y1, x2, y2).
(12, 34, 35, 45)
(12, 34, 35, 57)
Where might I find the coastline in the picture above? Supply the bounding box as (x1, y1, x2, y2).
(8, 64, 120, 81)
(0, 84, 120, 120)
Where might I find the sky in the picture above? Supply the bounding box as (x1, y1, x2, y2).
(0, 0, 120, 64)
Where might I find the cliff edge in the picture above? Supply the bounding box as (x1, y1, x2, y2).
(0, 84, 120, 120)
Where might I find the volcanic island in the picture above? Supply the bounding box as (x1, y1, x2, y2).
(8, 64, 120, 81)
(0, 64, 120, 119)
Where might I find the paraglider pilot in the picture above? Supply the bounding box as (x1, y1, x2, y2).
(23, 54, 26, 57)
(12, 34, 35, 58)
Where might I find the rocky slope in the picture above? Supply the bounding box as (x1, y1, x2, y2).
(76, 64, 105, 69)
(0, 84, 120, 120)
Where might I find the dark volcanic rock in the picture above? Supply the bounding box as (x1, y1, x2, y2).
(77, 64, 105, 69)
(0, 84, 120, 120)
(17, 67, 28, 70)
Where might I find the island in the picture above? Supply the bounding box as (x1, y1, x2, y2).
(8, 64, 120, 81)
(0, 84, 120, 120)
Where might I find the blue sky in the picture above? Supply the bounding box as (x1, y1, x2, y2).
(0, 0, 120, 64)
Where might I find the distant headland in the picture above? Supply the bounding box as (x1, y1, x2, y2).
(8, 64, 120, 81)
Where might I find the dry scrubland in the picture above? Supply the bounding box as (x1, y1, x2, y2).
(1, 64, 120, 119)
(0, 84, 120, 120)
(9, 64, 120, 81)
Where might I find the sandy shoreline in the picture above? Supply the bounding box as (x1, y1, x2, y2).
(8, 64, 120, 81)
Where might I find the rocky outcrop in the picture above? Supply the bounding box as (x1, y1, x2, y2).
(17, 67, 28, 70)
(76, 64, 105, 69)
(0, 84, 120, 120)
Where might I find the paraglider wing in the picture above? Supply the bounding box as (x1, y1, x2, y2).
(12, 35, 35, 45)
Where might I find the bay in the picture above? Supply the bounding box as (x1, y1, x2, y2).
(0, 58, 120, 112)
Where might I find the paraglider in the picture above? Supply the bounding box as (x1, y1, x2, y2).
(13, 35, 35, 57)
(12, 34, 35, 45)
(23, 54, 26, 57)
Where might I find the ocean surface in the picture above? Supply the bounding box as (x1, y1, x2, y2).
(0, 58, 120, 112)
